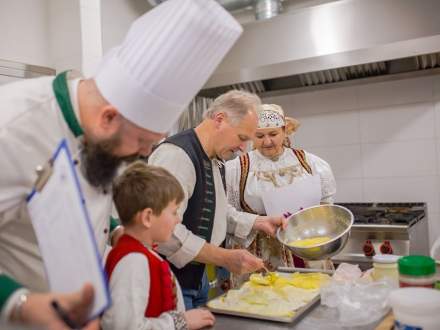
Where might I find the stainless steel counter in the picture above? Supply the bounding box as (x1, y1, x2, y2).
(212, 304, 381, 330)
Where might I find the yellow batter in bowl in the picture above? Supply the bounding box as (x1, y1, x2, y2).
(287, 236, 331, 248)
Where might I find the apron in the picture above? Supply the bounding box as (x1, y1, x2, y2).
(238, 149, 321, 270)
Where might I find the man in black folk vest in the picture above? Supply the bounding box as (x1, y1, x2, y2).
(149, 90, 287, 309)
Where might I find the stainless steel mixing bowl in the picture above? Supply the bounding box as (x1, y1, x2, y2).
(276, 204, 354, 260)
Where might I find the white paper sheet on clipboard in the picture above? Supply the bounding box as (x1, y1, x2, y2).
(262, 175, 321, 216)
(27, 139, 110, 319)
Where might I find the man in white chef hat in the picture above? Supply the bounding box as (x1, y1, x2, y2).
(0, 0, 242, 328)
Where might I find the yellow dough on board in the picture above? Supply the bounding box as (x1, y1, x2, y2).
(208, 272, 330, 318)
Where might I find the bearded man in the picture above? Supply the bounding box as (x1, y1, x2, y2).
(0, 0, 242, 326)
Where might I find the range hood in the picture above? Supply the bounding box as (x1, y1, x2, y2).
(201, 0, 440, 96)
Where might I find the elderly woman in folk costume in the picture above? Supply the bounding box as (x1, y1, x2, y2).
(225, 104, 336, 278)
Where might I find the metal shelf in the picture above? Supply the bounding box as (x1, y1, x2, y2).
(0, 59, 55, 79)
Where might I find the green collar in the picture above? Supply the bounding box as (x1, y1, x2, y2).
(53, 71, 84, 138)
(0, 274, 22, 311)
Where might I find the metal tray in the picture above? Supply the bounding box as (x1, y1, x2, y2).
(207, 269, 327, 323)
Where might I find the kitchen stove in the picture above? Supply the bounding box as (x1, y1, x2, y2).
(332, 202, 429, 269)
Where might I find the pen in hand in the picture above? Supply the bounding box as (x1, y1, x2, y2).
(51, 299, 80, 329)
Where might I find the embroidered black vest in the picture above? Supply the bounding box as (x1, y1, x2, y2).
(163, 129, 223, 290)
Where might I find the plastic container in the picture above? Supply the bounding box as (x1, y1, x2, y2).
(398, 255, 436, 288)
(389, 287, 440, 330)
(372, 254, 399, 286)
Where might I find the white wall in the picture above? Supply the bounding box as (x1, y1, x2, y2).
(0, 0, 51, 67)
(79, 0, 102, 76)
(0, 0, 83, 72)
(101, 0, 150, 52)
(0, 0, 102, 75)
(263, 74, 440, 246)
(48, 0, 82, 72)
(0, 76, 21, 85)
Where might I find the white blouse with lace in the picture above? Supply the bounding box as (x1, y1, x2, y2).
(225, 148, 336, 215)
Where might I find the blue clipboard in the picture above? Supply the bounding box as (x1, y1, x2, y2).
(27, 139, 111, 320)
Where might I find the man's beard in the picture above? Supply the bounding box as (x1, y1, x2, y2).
(80, 133, 138, 189)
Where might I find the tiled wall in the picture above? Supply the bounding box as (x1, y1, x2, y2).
(263, 74, 440, 246)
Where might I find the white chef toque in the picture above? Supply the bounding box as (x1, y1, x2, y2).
(95, 0, 242, 133)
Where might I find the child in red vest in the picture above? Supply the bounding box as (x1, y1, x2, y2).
(101, 161, 215, 330)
